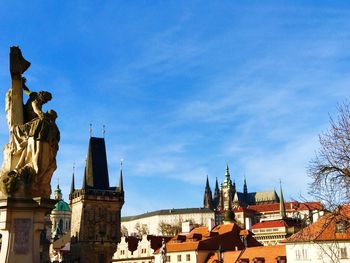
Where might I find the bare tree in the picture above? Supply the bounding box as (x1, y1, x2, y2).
(308, 102, 350, 210)
(121, 225, 128, 237)
(134, 223, 149, 237)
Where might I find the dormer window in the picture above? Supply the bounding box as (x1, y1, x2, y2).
(336, 220, 348, 233)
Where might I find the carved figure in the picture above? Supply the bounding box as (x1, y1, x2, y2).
(0, 47, 60, 198)
(160, 238, 167, 263)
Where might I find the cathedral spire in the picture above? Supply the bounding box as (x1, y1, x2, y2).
(279, 180, 286, 218)
(243, 176, 248, 194)
(205, 175, 210, 189)
(203, 175, 213, 209)
(213, 177, 220, 209)
(225, 163, 230, 178)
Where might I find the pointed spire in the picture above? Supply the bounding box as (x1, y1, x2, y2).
(70, 172, 75, 195)
(70, 163, 75, 195)
(279, 180, 286, 218)
(203, 175, 213, 209)
(213, 177, 221, 209)
(225, 163, 230, 178)
(243, 176, 248, 194)
(215, 177, 219, 191)
(205, 175, 210, 189)
(119, 159, 124, 192)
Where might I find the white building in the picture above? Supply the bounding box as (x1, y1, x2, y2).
(112, 234, 168, 263)
(122, 208, 215, 236)
(284, 205, 350, 263)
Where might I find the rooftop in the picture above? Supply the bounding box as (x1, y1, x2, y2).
(284, 205, 350, 243)
(122, 207, 214, 221)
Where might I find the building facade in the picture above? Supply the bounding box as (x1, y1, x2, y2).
(112, 234, 169, 263)
(69, 137, 124, 263)
(284, 205, 350, 263)
(122, 208, 215, 236)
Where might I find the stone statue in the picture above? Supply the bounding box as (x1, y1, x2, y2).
(0, 46, 60, 198)
(160, 238, 167, 263)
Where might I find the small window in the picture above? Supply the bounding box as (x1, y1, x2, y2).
(177, 255, 181, 262)
(186, 254, 190, 261)
(166, 256, 171, 262)
(340, 247, 348, 259)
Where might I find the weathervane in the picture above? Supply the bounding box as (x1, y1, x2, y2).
(89, 123, 92, 137)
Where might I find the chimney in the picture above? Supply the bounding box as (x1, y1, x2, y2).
(245, 217, 252, 230)
(182, 221, 193, 233)
(207, 218, 215, 231)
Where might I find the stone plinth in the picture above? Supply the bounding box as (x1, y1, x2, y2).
(0, 197, 55, 263)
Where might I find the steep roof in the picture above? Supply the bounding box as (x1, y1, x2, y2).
(284, 205, 350, 243)
(251, 219, 300, 229)
(222, 245, 286, 263)
(233, 190, 280, 205)
(248, 201, 323, 213)
(122, 207, 213, 221)
(85, 137, 110, 190)
(157, 223, 262, 253)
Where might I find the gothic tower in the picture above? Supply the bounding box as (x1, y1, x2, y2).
(213, 177, 220, 209)
(220, 164, 233, 211)
(220, 164, 235, 223)
(69, 137, 124, 263)
(203, 175, 213, 209)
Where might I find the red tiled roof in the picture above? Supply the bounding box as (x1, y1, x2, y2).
(284, 205, 350, 243)
(157, 223, 262, 253)
(248, 201, 323, 213)
(252, 220, 287, 229)
(223, 245, 286, 263)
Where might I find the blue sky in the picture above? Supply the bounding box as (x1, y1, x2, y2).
(0, 1, 350, 216)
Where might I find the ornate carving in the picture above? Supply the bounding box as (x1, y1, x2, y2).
(0, 47, 60, 198)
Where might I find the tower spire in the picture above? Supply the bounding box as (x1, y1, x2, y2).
(213, 177, 220, 209)
(225, 163, 230, 178)
(243, 176, 248, 194)
(119, 159, 124, 192)
(203, 175, 213, 209)
(279, 180, 286, 218)
(70, 164, 75, 195)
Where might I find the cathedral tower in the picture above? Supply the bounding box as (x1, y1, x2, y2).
(203, 176, 213, 209)
(69, 137, 124, 263)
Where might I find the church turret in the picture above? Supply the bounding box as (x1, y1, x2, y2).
(220, 164, 234, 215)
(54, 184, 62, 200)
(203, 175, 213, 209)
(279, 181, 286, 218)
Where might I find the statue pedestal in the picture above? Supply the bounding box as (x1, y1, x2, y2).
(0, 197, 55, 263)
